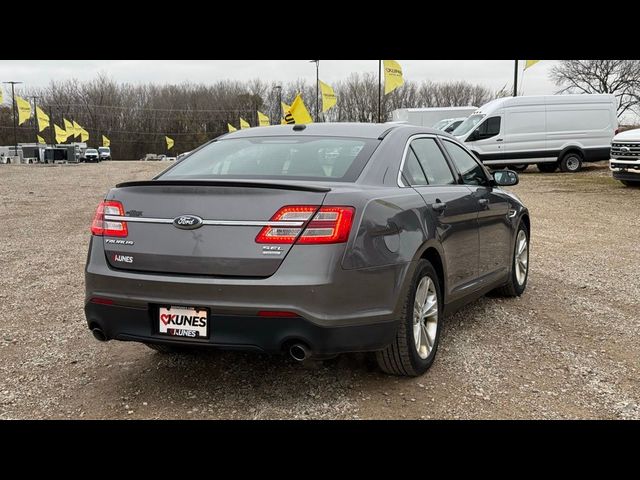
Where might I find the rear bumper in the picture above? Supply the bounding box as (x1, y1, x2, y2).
(85, 302, 397, 355)
(85, 238, 411, 354)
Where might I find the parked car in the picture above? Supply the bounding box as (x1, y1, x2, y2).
(98, 147, 111, 161)
(85, 123, 530, 377)
(610, 127, 640, 187)
(433, 117, 467, 133)
(453, 94, 618, 173)
(82, 149, 100, 163)
(392, 107, 477, 128)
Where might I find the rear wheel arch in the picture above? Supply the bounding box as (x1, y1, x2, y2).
(519, 213, 531, 236)
(421, 247, 445, 301)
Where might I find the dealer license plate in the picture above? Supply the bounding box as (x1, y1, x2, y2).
(158, 306, 208, 339)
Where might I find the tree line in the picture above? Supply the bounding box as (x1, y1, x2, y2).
(0, 74, 499, 159)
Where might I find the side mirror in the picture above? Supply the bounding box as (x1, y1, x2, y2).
(493, 169, 519, 186)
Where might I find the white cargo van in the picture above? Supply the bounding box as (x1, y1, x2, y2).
(452, 94, 618, 173)
(392, 107, 477, 128)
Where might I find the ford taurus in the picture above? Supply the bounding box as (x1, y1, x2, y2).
(85, 122, 530, 376)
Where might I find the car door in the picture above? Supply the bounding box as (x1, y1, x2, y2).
(399, 135, 479, 300)
(465, 115, 504, 161)
(441, 138, 512, 283)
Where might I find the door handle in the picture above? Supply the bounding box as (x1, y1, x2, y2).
(478, 198, 489, 208)
(431, 202, 447, 213)
(496, 138, 503, 142)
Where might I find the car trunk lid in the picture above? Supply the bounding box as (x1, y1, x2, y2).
(102, 180, 330, 277)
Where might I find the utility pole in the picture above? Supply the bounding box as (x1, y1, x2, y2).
(513, 60, 518, 97)
(31, 96, 40, 144)
(274, 85, 282, 123)
(3, 81, 23, 158)
(378, 60, 382, 123)
(310, 60, 319, 122)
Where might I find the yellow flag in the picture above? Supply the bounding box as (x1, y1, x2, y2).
(63, 118, 74, 139)
(281, 102, 291, 124)
(228, 123, 237, 132)
(257, 111, 270, 127)
(383, 60, 404, 95)
(165, 136, 174, 150)
(240, 117, 250, 129)
(80, 128, 89, 143)
(102, 135, 110, 147)
(285, 94, 313, 124)
(319, 80, 337, 112)
(524, 60, 540, 70)
(73, 120, 82, 138)
(37, 134, 46, 144)
(36, 106, 50, 132)
(54, 124, 67, 143)
(16, 96, 32, 125)
(0, 88, 3, 105)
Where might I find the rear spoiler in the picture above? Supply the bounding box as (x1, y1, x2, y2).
(115, 179, 332, 193)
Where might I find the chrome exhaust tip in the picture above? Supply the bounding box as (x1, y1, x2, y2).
(289, 343, 310, 362)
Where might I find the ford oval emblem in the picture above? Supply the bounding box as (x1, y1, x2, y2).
(173, 215, 203, 230)
(621, 146, 630, 153)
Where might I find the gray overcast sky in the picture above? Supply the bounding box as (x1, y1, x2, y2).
(0, 60, 559, 95)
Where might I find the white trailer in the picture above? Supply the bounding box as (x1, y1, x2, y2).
(391, 107, 478, 127)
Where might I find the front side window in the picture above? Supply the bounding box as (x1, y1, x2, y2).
(159, 136, 378, 182)
(442, 140, 489, 186)
(472, 116, 501, 140)
(410, 138, 455, 185)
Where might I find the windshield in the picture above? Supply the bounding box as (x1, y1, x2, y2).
(86, 149, 98, 154)
(98, 147, 109, 153)
(159, 136, 378, 182)
(432, 119, 451, 130)
(452, 114, 485, 136)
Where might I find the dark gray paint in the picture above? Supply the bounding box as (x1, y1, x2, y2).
(86, 122, 529, 351)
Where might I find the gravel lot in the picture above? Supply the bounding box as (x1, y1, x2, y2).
(1, 161, 638, 419)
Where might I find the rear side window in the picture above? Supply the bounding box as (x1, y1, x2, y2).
(410, 138, 455, 185)
(402, 148, 428, 186)
(160, 136, 379, 182)
(442, 140, 489, 186)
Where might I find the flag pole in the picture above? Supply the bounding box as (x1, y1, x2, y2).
(378, 60, 382, 123)
(513, 60, 518, 97)
(31, 96, 39, 145)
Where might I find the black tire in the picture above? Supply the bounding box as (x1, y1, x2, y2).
(510, 164, 528, 172)
(537, 162, 557, 173)
(621, 180, 640, 187)
(559, 152, 583, 173)
(376, 259, 443, 377)
(493, 221, 529, 297)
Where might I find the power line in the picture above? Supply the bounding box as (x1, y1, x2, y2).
(41, 103, 262, 113)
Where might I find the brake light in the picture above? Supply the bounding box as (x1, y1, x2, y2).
(91, 200, 128, 237)
(255, 205, 355, 245)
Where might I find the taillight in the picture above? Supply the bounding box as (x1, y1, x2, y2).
(91, 200, 128, 237)
(255, 205, 355, 245)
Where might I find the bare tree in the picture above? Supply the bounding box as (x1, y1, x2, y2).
(550, 60, 640, 118)
(0, 74, 505, 159)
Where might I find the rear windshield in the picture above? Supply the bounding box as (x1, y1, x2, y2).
(158, 136, 379, 182)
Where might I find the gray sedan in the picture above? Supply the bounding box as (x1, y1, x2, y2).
(85, 122, 530, 376)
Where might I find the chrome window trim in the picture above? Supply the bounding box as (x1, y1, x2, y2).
(396, 133, 438, 188)
(103, 215, 304, 227)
